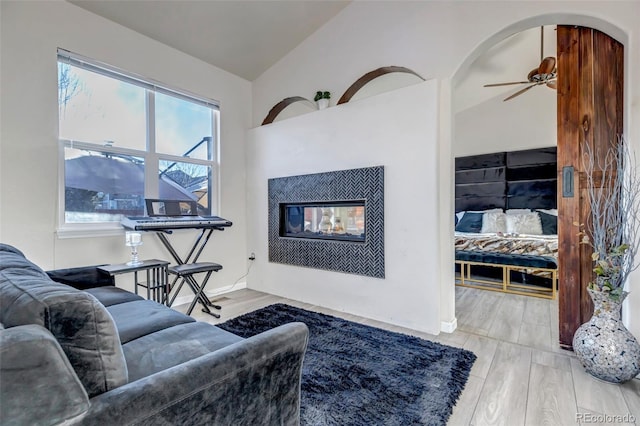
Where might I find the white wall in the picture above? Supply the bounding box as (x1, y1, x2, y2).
(252, 1, 640, 337)
(0, 1, 251, 294)
(246, 81, 442, 334)
(454, 88, 557, 157)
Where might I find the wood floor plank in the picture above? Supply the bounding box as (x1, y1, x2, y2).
(487, 294, 525, 343)
(525, 363, 578, 426)
(549, 301, 562, 353)
(570, 358, 630, 416)
(463, 334, 499, 379)
(531, 350, 572, 372)
(455, 287, 482, 328)
(459, 291, 504, 336)
(434, 329, 471, 348)
(620, 379, 640, 422)
(518, 322, 552, 352)
(522, 297, 551, 326)
(448, 375, 484, 426)
(471, 341, 532, 426)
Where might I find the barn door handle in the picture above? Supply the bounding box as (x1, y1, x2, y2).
(562, 166, 574, 197)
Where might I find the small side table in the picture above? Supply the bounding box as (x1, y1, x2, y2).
(98, 259, 170, 305)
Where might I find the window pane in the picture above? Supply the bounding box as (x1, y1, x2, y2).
(58, 63, 146, 150)
(159, 160, 211, 215)
(64, 147, 145, 223)
(155, 92, 213, 160)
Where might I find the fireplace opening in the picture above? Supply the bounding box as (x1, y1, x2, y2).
(280, 200, 365, 242)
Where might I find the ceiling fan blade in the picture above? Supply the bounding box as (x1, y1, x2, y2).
(538, 57, 556, 75)
(484, 81, 530, 87)
(503, 83, 538, 101)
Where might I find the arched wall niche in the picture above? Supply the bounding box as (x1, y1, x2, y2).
(261, 96, 316, 125)
(337, 66, 425, 105)
(261, 66, 425, 125)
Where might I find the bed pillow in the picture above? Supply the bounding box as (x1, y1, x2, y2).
(506, 209, 531, 215)
(455, 212, 484, 233)
(537, 208, 558, 216)
(505, 212, 543, 235)
(537, 211, 558, 235)
(481, 212, 507, 233)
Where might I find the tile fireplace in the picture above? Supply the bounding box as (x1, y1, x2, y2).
(268, 166, 384, 277)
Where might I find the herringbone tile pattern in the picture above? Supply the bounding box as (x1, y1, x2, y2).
(268, 166, 385, 277)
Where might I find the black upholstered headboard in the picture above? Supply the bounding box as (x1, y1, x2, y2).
(455, 147, 557, 213)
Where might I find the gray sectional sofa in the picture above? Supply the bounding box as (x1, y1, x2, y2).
(0, 243, 309, 425)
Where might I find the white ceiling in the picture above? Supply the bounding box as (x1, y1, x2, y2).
(455, 25, 557, 113)
(69, 0, 351, 81)
(68, 0, 556, 107)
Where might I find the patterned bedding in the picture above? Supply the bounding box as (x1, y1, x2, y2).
(455, 232, 558, 259)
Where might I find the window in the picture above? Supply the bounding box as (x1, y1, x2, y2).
(57, 49, 219, 232)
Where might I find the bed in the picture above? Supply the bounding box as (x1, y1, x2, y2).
(454, 147, 558, 299)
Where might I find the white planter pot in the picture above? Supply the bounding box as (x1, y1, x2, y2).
(316, 99, 329, 110)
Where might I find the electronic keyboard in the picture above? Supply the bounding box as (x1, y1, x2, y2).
(121, 215, 232, 231)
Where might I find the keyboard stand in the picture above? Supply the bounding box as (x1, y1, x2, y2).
(155, 228, 225, 317)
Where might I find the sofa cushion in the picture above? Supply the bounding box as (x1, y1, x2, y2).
(107, 299, 195, 344)
(0, 267, 128, 398)
(86, 286, 144, 307)
(0, 324, 90, 425)
(123, 322, 243, 381)
(0, 247, 49, 279)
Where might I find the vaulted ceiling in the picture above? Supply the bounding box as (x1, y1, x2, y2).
(68, 0, 556, 109)
(69, 0, 350, 81)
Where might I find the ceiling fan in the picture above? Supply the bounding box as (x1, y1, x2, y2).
(484, 26, 557, 101)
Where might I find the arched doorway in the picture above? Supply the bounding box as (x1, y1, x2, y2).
(450, 15, 627, 350)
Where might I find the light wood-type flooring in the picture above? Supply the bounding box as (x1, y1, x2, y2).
(175, 286, 640, 426)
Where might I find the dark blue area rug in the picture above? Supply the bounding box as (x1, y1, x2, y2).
(217, 303, 476, 426)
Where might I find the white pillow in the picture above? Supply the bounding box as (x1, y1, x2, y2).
(481, 212, 507, 233)
(506, 209, 531, 215)
(456, 208, 501, 222)
(506, 212, 543, 235)
(536, 208, 558, 216)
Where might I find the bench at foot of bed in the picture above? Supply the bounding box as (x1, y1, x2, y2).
(455, 250, 558, 300)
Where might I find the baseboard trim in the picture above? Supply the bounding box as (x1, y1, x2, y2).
(440, 317, 458, 333)
(170, 281, 247, 308)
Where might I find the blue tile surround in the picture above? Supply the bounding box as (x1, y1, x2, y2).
(268, 166, 385, 278)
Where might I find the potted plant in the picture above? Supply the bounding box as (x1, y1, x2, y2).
(573, 137, 640, 383)
(314, 91, 330, 109)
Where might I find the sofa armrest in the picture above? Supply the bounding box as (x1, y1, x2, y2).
(77, 322, 309, 426)
(0, 325, 90, 426)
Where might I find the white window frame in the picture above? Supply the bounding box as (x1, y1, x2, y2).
(56, 49, 220, 238)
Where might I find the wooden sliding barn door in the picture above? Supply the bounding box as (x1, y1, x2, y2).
(557, 26, 624, 349)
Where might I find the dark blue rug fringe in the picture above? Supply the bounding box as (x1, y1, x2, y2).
(218, 303, 476, 426)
